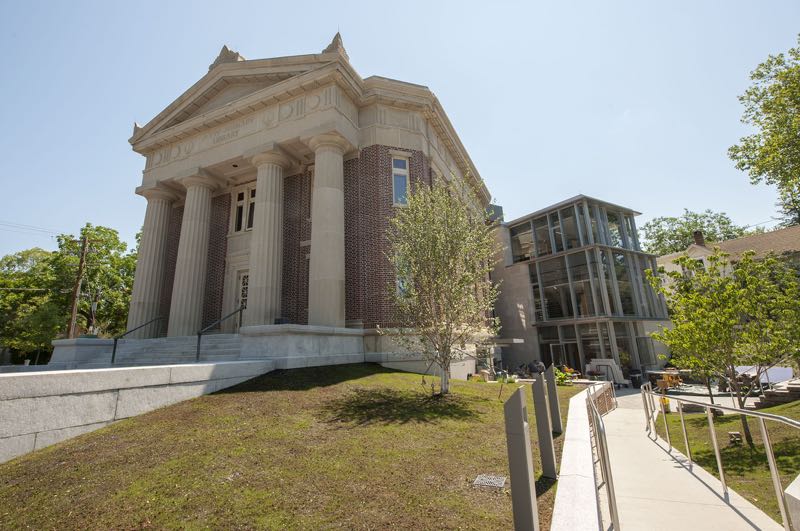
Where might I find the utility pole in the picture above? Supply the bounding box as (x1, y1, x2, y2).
(67, 236, 89, 339)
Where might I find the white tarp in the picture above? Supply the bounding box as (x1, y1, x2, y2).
(736, 365, 795, 384)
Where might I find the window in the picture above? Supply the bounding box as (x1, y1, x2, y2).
(533, 217, 551, 257)
(549, 212, 564, 253)
(392, 157, 409, 205)
(233, 185, 256, 233)
(510, 222, 533, 262)
(396, 275, 410, 296)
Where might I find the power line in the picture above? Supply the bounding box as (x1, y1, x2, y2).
(0, 220, 62, 235)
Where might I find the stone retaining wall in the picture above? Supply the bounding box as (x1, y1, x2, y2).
(0, 360, 273, 464)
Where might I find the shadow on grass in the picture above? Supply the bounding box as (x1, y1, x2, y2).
(216, 363, 401, 394)
(321, 387, 480, 427)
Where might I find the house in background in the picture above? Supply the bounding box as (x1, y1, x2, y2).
(492, 195, 670, 377)
(657, 225, 800, 275)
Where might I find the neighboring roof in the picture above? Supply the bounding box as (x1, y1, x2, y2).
(658, 224, 800, 262)
(503, 194, 641, 227)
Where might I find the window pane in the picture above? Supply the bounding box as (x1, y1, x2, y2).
(237, 192, 244, 202)
(533, 217, 551, 256)
(250, 189, 256, 199)
(613, 251, 636, 315)
(567, 252, 595, 317)
(246, 201, 255, 229)
(560, 207, 579, 249)
(235, 204, 243, 232)
(578, 324, 602, 365)
(392, 158, 407, 170)
(540, 256, 573, 319)
(589, 206, 601, 244)
(393, 174, 408, 204)
(600, 250, 619, 315)
(510, 222, 533, 262)
(607, 211, 623, 247)
(587, 251, 606, 315)
(576, 204, 588, 245)
(550, 212, 564, 253)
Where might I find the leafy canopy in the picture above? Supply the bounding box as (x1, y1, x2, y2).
(640, 209, 753, 256)
(649, 250, 800, 443)
(386, 178, 499, 394)
(729, 35, 800, 226)
(0, 224, 137, 358)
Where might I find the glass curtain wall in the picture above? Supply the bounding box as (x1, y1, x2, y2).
(539, 257, 573, 319)
(510, 222, 533, 262)
(533, 217, 551, 257)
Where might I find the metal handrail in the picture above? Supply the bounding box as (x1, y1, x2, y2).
(586, 382, 621, 530)
(111, 316, 165, 364)
(195, 304, 245, 362)
(641, 382, 796, 531)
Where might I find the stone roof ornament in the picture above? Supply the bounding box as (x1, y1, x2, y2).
(132, 122, 143, 136)
(321, 32, 349, 61)
(208, 45, 246, 71)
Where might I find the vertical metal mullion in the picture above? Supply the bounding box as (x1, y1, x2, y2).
(605, 249, 624, 316)
(565, 253, 578, 319)
(585, 249, 602, 316)
(629, 214, 641, 251)
(618, 210, 630, 249)
(574, 204, 585, 247)
(595, 247, 613, 316)
(627, 321, 641, 371)
(583, 201, 595, 245)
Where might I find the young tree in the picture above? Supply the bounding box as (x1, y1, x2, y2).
(385, 178, 499, 395)
(729, 35, 800, 226)
(650, 251, 800, 446)
(640, 209, 752, 256)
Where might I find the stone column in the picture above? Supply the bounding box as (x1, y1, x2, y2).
(307, 133, 349, 327)
(127, 186, 175, 338)
(167, 174, 217, 337)
(244, 151, 290, 326)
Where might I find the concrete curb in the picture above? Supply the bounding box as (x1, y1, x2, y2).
(550, 386, 603, 531)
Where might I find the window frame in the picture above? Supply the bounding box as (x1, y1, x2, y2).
(391, 156, 410, 206)
(231, 183, 257, 234)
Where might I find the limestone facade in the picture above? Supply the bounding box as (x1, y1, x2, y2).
(126, 34, 490, 338)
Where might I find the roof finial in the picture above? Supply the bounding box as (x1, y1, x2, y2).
(322, 32, 348, 60)
(208, 45, 246, 71)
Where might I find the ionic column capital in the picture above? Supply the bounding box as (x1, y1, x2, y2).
(137, 185, 177, 202)
(251, 150, 292, 170)
(307, 132, 352, 154)
(178, 171, 219, 192)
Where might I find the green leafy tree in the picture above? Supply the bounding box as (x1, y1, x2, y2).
(50, 224, 137, 338)
(385, 178, 499, 395)
(0, 248, 63, 359)
(650, 251, 800, 446)
(640, 209, 753, 256)
(729, 35, 800, 225)
(0, 224, 137, 361)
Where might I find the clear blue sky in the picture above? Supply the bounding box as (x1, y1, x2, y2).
(0, 1, 797, 256)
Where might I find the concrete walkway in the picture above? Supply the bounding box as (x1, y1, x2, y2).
(603, 390, 781, 530)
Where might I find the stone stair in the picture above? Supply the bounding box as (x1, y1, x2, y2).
(113, 333, 242, 366)
(751, 379, 800, 408)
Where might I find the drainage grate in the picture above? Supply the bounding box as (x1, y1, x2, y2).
(473, 474, 506, 488)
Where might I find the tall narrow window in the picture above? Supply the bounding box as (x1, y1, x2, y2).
(392, 157, 409, 205)
(233, 186, 257, 233)
(235, 191, 245, 232)
(246, 189, 256, 230)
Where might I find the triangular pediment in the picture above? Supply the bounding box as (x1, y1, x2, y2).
(133, 58, 338, 145)
(160, 75, 292, 129)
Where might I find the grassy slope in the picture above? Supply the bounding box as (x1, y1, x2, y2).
(0, 364, 580, 530)
(656, 399, 800, 523)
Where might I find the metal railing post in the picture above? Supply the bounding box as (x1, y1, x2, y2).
(678, 401, 692, 468)
(660, 394, 671, 450)
(196, 333, 202, 362)
(111, 338, 119, 364)
(706, 406, 728, 498)
(758, 417, 791, 531)
(641, 386, 651, 432)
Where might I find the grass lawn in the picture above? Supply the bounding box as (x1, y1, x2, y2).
(0, 364, 580, 530)
(655, 398, 800, 523)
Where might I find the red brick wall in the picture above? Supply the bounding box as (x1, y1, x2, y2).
(344, 144, 431, 328)
(282, 170, 312, 324)
(160, 205, 183, 333)
(201, 193, 231, 329)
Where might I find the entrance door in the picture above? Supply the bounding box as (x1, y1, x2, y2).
(235, 271, 249, 327)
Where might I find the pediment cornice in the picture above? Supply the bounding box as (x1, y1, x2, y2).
(131, 46, 489, 203)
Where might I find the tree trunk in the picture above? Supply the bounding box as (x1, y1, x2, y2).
(730, 378, 754, 447)
(440, 363, 450, 395)
(706, 377, 715, 405)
